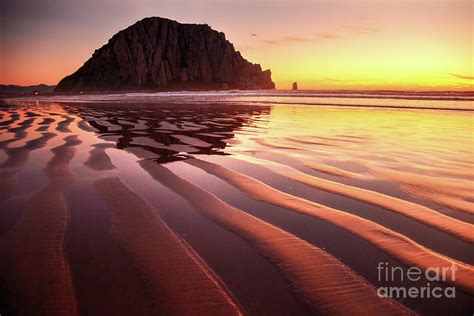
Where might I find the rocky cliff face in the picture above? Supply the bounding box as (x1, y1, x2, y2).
(55, 17, 275, 92)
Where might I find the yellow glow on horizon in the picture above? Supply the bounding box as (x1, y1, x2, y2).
(235, 1, 472, 91)
(238, 26, 472, 91)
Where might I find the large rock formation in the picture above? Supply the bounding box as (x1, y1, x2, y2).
(55, 17, 275, 92)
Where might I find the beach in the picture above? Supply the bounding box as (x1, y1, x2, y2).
(0, 92, 473, 315)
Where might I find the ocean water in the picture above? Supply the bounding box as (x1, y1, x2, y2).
(11, 89, 474, 109)
(0, 91, 473, 315)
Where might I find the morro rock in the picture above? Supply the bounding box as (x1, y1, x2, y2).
(55, 17, 275, 92)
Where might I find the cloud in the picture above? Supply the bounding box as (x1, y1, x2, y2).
(448, 73, 474, 80)
(341, 26, 381, 33)
(279, 36, 311, 43)
(249, 24, 381, 47)
(313, 32, 341, 39)
(257, 32, 341, 46)
(259, 36, 315, 45)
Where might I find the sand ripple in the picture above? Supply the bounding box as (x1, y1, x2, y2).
(233, 155, 474, 244)
(139, 160, 414, 315)
(94, 177, 242, 316)
(1, 102, 472, 314)
(0, 135, 81, 315)
(186, 158, 474, 294)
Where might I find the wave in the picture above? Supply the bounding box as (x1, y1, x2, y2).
(6, 90, 474, 111)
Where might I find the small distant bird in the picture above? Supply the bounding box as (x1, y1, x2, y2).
(250, 33, 257, 37)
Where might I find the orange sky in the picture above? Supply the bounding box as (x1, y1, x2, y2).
(0, 0, 472, 90)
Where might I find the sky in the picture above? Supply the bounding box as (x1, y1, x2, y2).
(0, 0, 472, 90)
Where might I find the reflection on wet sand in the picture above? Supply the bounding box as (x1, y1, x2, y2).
(63, 102, 270, 163)
(0, 100, 473, 315)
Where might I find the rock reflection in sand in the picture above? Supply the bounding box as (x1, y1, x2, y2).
(63, 102, 271, 163)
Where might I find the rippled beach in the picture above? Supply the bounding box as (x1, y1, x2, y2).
(0, 91, 473, 315)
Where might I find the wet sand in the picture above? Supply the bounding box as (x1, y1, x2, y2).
(0, 99, 473, 315)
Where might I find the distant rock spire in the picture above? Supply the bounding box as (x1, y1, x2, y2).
(292, 82, 298, 90)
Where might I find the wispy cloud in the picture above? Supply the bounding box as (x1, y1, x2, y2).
(313, 32, 341, 39)
(448, 73, 474, 80)
(259, 36, 317, 45)
(341, 26, 381, 33)
(252, 24, 381, 47)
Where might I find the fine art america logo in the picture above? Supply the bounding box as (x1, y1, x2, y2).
(377, 262, 457, 299)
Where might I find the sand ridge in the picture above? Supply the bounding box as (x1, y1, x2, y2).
(0, 135, 82, 315)
(94, 176, 243, 316)
(231, 155, 474, 244)
(139, 159, 414, 315)
(185, 158, 474, 295)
